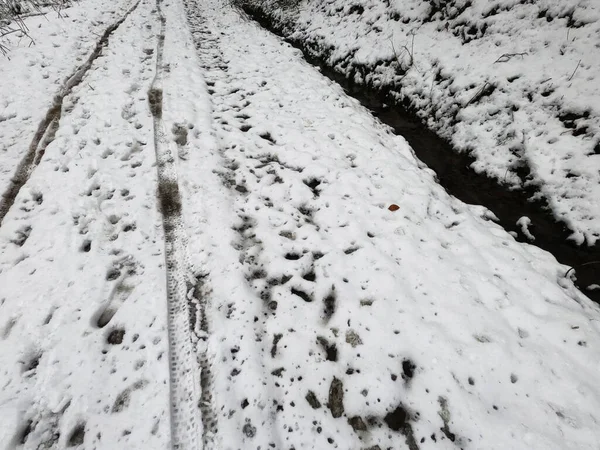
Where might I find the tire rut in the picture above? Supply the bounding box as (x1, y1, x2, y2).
(0, 0, 141, 226)
(150, 0, 216, 448)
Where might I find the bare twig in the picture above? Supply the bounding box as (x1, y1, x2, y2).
(390, 38, 411, 68)
(568, 59, 581, 81)
(429, 75, 434, 101)
(15, 10, 46, 18)
(0, 27, 22, 37)
(493, 52, 527, 63)
(390, 32, 416, 73)
(465, 81, 489, 107)
(565, 261, 600, 278)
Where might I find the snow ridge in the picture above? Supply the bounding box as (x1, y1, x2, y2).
(0, 0, 141, 226)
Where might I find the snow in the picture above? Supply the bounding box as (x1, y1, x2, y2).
(238, 0, 600, 246)
(517, 216, 535, 241)
(1, 0, 600, 448)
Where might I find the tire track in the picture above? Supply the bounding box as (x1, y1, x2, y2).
(0, 0, 141, 226)
(181, 2, 285, 447)
(150, 0, 216, 448)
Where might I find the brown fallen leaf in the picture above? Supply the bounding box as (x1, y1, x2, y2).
(388, 204, 400, 211)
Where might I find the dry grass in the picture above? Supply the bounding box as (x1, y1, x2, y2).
(1, 0, 73, 56)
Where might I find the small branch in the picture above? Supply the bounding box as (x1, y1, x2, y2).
(465, 81, 489, 107)
(15, 11, 48, 19)
(565, 261, 600, 278)
(0, 28, 23, 38)
(401, 44, 413, 66)
(0, 42, 9, 57)
(390, 38, 410, 67)
(567, 59, 581, 81)
(493, 52, 527, 64)
(390, 32, 415, 72)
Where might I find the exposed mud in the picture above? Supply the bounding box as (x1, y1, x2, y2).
(239, 5, 600, 304)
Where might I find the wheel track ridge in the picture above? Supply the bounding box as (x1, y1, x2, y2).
(150, 0, 217, 447)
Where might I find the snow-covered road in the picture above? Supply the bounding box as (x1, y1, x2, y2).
(1, 0, 600, 449)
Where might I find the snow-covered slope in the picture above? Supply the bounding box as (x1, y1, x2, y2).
(1, 0, 600, 448)
(237, 0, 600, 246)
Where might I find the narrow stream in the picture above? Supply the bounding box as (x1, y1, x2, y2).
(241, 5, 600, 304)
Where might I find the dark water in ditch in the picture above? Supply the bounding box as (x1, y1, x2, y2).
(243, 6, 600, 305)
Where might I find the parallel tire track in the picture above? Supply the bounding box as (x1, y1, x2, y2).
(0, 0, 141, 226)
(150, 0, 216, 448)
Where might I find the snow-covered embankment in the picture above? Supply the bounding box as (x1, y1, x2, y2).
(236, 0, 600, 247)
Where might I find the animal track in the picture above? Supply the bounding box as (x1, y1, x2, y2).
(80, 239, 92, 252)
(17, 420, 33, 445)
(302, 269, 316, 282)
(112, 380, 148, 413)
(67, 423, 86, 447)
(22, 351, 42, 375)
(11, 225, 32, 247)
(322, 288, 336, 321)
(303, 178, 322, 197)
(171, 123, 189, 146)
(95, 259, 137, 328)
(43, 308, 56, 325)
(107, 328, 126, 344)
(2, 317, 17, 339)
(259, 132, 276, 144)
(291, 287, 313, 303)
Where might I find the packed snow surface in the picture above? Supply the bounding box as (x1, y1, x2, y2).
(1, 0, 600, 449)
(238, 0, 600, 246)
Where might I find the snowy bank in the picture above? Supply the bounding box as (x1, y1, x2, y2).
(236, 0, 600, 246)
